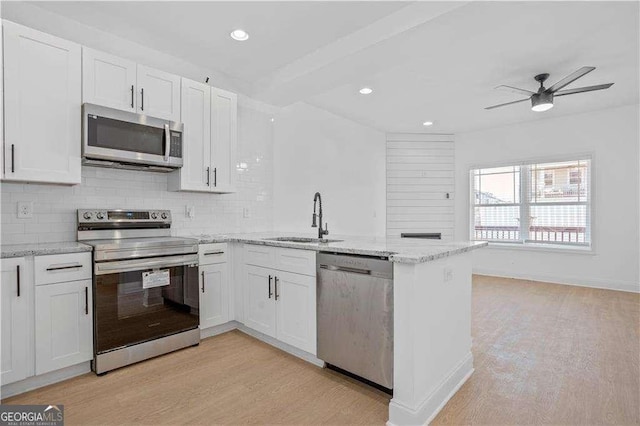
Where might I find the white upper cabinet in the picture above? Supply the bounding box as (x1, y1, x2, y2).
(170, 82, 238, 193)
(82, 47, 136, 112)
(1, 257, 30, 385)
(210, 87, 238, 193)
(2, 20, 81, 185)
(137, 64, 181, 122)
(169, 78, 211, 192)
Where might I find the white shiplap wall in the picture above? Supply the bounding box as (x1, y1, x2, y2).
(386, 133, 455, 239)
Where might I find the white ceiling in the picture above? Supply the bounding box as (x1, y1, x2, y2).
(27, 1, 640, 134)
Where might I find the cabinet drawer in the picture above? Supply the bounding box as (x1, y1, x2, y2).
(244, 244, 276, 269)
(199, 243, 228, 265)
(34, 252, 92, 285)
(275, 248, 316, 276)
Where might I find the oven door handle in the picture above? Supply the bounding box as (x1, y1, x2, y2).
(94, 254, 198, 275)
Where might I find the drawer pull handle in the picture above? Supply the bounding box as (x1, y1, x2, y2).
(46, 263, 83, 271)
(203, 251, 224, 256)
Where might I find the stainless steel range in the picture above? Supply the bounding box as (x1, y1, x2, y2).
(77, 209, 200, 375)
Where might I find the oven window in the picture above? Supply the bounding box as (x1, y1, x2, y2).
(94, 265, 199, 353)
(87, 115, 165, 155)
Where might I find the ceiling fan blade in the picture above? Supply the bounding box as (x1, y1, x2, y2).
(546, 66, 596, 93)
(495, 85, 535, 97)
(485, 98, 530, 110)
(554, 83, 614, 97)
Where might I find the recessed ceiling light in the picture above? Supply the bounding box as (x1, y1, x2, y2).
(359, 87, 373, 95)
(230, 29, 249, 41)
(422, 121, 434, 126)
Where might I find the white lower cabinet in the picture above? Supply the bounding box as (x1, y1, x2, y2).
(244, 265, 277, 337)
(1, 258, 30, 385)
(244, 263, 317, 354)
(200, 262, 229, 329)
(35, 279, 93, 375)
(199, 243, 229, 330)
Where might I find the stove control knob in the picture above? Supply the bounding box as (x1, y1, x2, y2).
(96, 212, 105, 220)
(83, 212, 93, 220)
(151, 212, 158, 219)
(161, 212, 168, 219)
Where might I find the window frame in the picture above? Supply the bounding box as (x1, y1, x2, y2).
(469, 153, 594, 251)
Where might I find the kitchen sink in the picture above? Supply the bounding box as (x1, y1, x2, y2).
(264, 237, 343, 243)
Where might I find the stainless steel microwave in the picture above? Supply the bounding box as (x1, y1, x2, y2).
(82, 103, 184, 172)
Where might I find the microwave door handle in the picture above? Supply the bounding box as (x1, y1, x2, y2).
(164, 124, 170, 161)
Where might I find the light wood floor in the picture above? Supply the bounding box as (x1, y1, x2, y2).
(4, 276, 639, 425)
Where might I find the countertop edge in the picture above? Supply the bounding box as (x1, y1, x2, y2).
(1, 243, 93, 259)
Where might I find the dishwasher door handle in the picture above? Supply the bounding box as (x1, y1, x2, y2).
(319, 264, 371, 275)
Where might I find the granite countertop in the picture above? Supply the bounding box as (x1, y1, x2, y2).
(1, 233, 487, 263)
(179, 232, 488, 264)
(1, 241, 93, 259)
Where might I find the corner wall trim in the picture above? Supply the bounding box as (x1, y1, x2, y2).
(388, 351, 474, 426)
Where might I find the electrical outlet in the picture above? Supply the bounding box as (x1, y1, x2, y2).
(186, 206, 195, 219)
(17, 201, 33, 219)
(443, 267, 454, 283)
(243, 207, 251, 218)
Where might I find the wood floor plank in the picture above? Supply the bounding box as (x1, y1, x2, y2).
(4, 276, 638, 425)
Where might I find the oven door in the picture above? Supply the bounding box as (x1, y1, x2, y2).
(82, 103, 183, 168)
(94, 257, 199, 354)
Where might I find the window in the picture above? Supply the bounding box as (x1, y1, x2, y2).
(471, 158, 591, 247)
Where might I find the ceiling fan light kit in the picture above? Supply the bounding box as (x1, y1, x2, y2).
(486, 66, 614, 112)
(531, 92, 554, 112)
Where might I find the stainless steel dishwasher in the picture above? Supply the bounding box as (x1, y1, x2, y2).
(317, 252, 393, 390)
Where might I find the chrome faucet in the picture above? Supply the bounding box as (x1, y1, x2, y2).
(311, 192, 329, 239)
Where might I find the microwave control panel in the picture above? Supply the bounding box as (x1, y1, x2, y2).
(169, 132, 182, 158)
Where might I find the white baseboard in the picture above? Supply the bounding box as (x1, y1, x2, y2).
(387, 352, 474, 426)
(474, 269, 640, 293)
(1, 362, 91, 400)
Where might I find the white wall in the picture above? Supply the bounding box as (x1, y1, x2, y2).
(273, 102, 386, 237)
(455, 104, 640, 292)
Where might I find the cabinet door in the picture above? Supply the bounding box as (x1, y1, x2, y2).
(275, 271, 317, 354)
(173, 78, 211, 191)
(82, 47, 136, 112)
(199, 263, 229, 329)
(3, 21, 81, 184)
(243, 265, 276, 338)
(210, 87, 237, 193)
(35, 280, 93, 375)
(136, 64, 181, 121)
(1, 258, 30, 385)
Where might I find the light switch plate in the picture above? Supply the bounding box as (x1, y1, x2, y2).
(17, 201, 33, 219)
(186, 205, 195, 219)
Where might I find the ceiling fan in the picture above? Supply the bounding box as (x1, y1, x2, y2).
(486, 66, 614, 112)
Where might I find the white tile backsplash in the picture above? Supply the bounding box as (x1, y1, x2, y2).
(1, 104, 274, 244)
